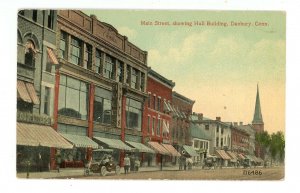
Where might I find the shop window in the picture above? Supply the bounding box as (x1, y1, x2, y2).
(58, 75, 89, 120)
(126, 98, 142, 131)
(93, 86, 112, 124)
(104, 55, 114, 79)
(70, 36, 82, 65)
(60, 31, 67, 59)
(43, 87, 51, 115)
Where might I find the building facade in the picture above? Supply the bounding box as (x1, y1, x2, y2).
(17, 10, 73, 172)
(54, 10, 148, 168)
(231, 123, 250, 154)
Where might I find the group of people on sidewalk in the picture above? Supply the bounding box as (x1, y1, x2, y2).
(124, 154, 140, 174)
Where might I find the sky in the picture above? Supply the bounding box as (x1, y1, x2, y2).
(83, 10, 285, 134)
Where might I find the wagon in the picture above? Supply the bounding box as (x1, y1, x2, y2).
(202, 156, 217, 170)
(84, 149, 121, 176)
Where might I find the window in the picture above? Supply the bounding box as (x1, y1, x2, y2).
(24, 41, 35, 67)
(152, 95, 156, 110)
(140, 73, 145, 91)
(60, 31, 67, 59)
(216, 137, 219, 147)
(47, 10, 55, 29)
(70, 36, 82, 65)
(147, 116, 151, 134)
(32, 10, 37, 22)
(205, 124, 209, 130)
(116, 60, 123, 82)
(221, 127, 224, 134)
(58, 75, 89, 120)
(131, 68, 138, 89)
(221, 138, 223, 147)
(93, 86, 112, 124)
(126, 66, 131, 84)
(126, 98, 142, 131)
(152, 117, 155, 135)
(147, 93, 151, 107)
(44, 87, 51, 115)
(95, 49, 101, 74)
(157, 98, 161, 112)
(156, 119, 161, 136)
(104, 55, 114, 79)
(216, 125, 219, 133)
(84, 44, 92, 70)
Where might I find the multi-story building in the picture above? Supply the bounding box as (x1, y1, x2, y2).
(17, 10, 73, 172)
(53, 10, 148, 168)
(236, 123, 256, 155)
(142, 69, 176, 166)
(231, 123, 250, 154)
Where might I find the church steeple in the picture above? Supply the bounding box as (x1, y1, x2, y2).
(252, 84, 263, 124)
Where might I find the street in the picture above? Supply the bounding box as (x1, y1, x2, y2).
(77, 166, 284, 180)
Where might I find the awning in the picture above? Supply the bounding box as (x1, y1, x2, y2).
(238, 153, 246, 160)
(182, 145, 198, 157)
(17, 80, 32, 103)
(244, 154, 255, 162)
(256, 156, 264, 163)
(126, 141, 155, 153)
(226, 151, 238, 162)
(215, 150, 231, 160)
(93, 137, 132, 151)
(163, 100, 171, 112)
(60, 133, 99, 149)
(161, 144, 181, 157)
(25, 82, 40, 105)
(148, 141, 170, 155)
(47, 47, 59, 65)
(17, 122, 73, 149)
(162, 120, 169, 134)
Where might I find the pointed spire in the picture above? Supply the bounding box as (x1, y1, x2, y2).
(252, 84, 264, 124)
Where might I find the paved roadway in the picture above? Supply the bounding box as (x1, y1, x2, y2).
(78, 167, 284, 180)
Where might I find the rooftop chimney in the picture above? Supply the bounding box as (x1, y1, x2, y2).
(198, 113, 203, 121)
(216, 117, 221, 121)
(234, 122, 238, 126)
(239, 122, 243, 126)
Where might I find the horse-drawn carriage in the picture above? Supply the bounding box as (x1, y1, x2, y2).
(84, 149, 121, 176)
(202, 155, 217, 170)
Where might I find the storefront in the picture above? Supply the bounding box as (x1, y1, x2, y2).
(17, 122, 73, 172)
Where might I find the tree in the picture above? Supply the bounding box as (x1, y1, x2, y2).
(270, 131, 285, 163)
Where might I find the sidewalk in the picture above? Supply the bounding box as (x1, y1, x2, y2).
(16, 165, 182, 179)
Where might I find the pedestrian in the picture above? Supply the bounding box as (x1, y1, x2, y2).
(55, 150, 62, 173)
(183, 157, 187, 170)
(134, 157, 140, 172)
(179, 156, 183, 170)
(124, 154, 130, 175)
(37, 152, 42, 172)
(130, 154, 135, 172)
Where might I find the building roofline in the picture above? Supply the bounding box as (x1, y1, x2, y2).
(172, 91, 195, 104)
(148, 68, 175, 88)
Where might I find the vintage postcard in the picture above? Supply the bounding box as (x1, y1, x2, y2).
(16, 9, 285, 181)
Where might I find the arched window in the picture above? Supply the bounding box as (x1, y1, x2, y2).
(24, 40, 36, 67)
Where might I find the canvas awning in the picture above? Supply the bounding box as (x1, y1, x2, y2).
(162, 120, 169, 134)
(238, 153, 246, 160)
(182, 145, 198, 157)
(148, 141, 170, 155)
(17, 122, 73, 149)
(93, 137, 132, 151)
(163, 100, 171, 112)
(125, 141, 155, 153)
(215, 150, 231, 160)
(161, 144, 181, 157)
(226, 151, 238, 162)
(47, 47, 59, 65)
(17, 80, 40, 105)
(60, 133, 99, 149)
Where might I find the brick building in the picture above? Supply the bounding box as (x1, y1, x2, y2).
(53, 10, 149, 168)
(17, 10, 73, 172)
(142, 69, 176, 166)
(231, 123, 250, 154)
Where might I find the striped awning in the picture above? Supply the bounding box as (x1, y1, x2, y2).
(17, 122, 73, 149)
(215, 150, 231, 160)
(47, 47, 59, 65)
(126, 141, 155, 153)
(94, 137, 132, 151)
(226, 151, 238, 162)
(182, 145, 198, 157)
(162, 120, 169, 134)
(25, 82, 40, 105)
(148, 141, 170, 155)
(238, 153, 246, 160)
(161, 144, 181, 157)
(60, 133, 99, 149)
(17, 80, 40, 105)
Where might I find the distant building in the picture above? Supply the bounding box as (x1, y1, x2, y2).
(231, 123, 250, 154)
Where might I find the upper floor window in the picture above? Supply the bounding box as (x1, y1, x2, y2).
(93, 86, 112, 124)
(84, 43, 92, 70)
(140, 72, 145, 91)
(24, 40, 36, 67)
(156, 119, 161, 136)
(43, 87, 51, 115)
(216, 125, 219, 133)
(131, 68, 138, 89)
(126, 66, 131, 85)
(95, 49, 102, 74)
(157, 98, 161, 112)
(147, 116, 151, 134)
(152, 95, 156, 110)
(116, 60, 123, 83)
(32, 10, 37, 22)
(104, 55, 114, 79)
(47, 10, 55, 29)
(60, 31, 67, 59)
(147, 93, 151, 107)
(70, 36, 82, 65)
(221, 127, 224, 134)
(126, 98, 142, 131)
